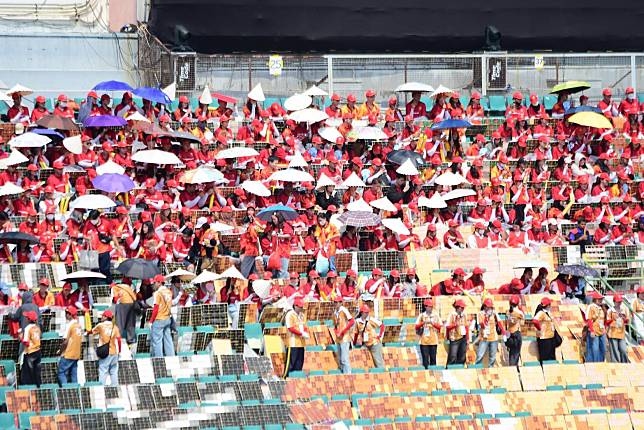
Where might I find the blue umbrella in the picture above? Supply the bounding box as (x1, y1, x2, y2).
(564, 105, 602, 115)
(431, 119, 472, 130)
(93, 80, 134, 92)
(257, 204, 299, 221)
(133, 87, 171, 104)
(83, 115, 128, 128)
(30, 128, 64, 140)
(91, 173, 136, 193)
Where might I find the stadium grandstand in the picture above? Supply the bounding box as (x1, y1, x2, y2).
(0, 1, 643, 429)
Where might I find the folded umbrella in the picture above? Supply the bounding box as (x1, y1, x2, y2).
(93, 80, 134, 92)
(257, 204, 299, 221)
(133, 87, 172, 104)
(92, 173, 136, 193)
(36, 115, 78, 131)
(338, 210, 381, 227)
(83, 115, 128, 128)
(116, 258, 161, 280)
(0, 231, 39, 244)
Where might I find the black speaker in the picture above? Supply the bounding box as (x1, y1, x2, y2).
(484, 25, 502, 51)
(173, 25, 192, 52)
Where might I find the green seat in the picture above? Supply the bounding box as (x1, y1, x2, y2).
(374, 418, 392, 424)
(354, 419, 372, 426)
(514, 411, 531, 417)
(305, 345, 323, 352)
(547, 385, 564, 391)
(133, 96, 144, 108)
(45, 98, 55, 111)
(459, 95, 470, 108)
(285, 424, 305, 430)
(585, 383, 603, 390)
(416, 415, 433, 422)
(488, 95, 506, 113)
(0, 413, 17, 430)
(244, 323, 262, 345)
(480, 96, 490, 111)
(264, 322, 282, 329)
(18, 412, 35, 429)
(394, 416, 412, 423)
(239, 374, 259, 382)
(189, 97, 199, 110)
(494, 413, 513, 419)
(447, 364, 464, 369)
(383, 318, 400, 326)
(543, 95, 557, 110)
(196, 325, 215, 333)
(308, 369, 325, 376)
(288, 371, 306, 378)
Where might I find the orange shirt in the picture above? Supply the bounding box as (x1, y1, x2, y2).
(23, 323, 41, 354)
(113, 284, 136, 304)
(586, 303, 606, 336)
(446, 312, 468, 341)
(355, 316, 382, 347)
(416, 311, 441, 345)
(153, 286, 173, 320)
(356, 102, 380, 120)
(333, 305, 354, 344)
(285, 309, 307, 348)
(606, 307, 629, 340)
(63, 320, 83, 360)
(534, 310, 554, 339)
(92, 321, 121, 355)
(506, 307, 524, 334)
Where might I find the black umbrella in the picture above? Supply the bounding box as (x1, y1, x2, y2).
(0, 231, 39, 245)
(556, 264, 599, 278)
(386, 149, 425, 167)
(116, 258, 161, 280)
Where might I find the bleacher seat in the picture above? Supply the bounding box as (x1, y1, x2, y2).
(543, 94, 558, 110)
(487, 95, 506, 113)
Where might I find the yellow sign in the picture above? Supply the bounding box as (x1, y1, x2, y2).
(268, 55, 283, 76)
(534, 55, 544, 70)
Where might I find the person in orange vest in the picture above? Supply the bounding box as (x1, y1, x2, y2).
(340, 94, 359, 118)
(91, 309, 121, 386)
(58, 306, 83, 385)
(32, 278, 54, 309)
(585, 291, 607, 362)
(20, 310, 42, 386)
(606, 294, 630, 363)
(354, 304, 385, 368)
(149, 274, 175, 357)
(445, 299, 468, 365)
(475, 298, 506, 367)
(385, 96, 404, 121)
(332, 295, 354, 374)
(597, 88, 618, 118)
(415, 298, 442, 368)
(284, 298, 308, 376)
(173, 95, 192, 122)
(356, 89, 380, 119)
(505, 295, 525, 365)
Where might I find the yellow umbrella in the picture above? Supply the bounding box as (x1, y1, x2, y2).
(568, 111, 613, 129)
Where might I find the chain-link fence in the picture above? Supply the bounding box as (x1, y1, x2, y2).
(138, 31, 643, 104)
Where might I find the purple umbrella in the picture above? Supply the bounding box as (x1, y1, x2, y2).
(83, 115, 128, 128)
(91, 173, 135, 193)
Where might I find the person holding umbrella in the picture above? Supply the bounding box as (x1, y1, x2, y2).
(415, 298, 441, 368)
(585, 291, 607, 362)
(354, 303, 385, 368)
(505, 295, 525, 365)
(149, 274, 175, 357)
(332, 296, 354, 374)
(284, 298, 308, 377)
(445, 299, 468, 366)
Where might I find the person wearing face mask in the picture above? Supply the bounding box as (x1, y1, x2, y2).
(505, 91, 527, 121)
(30, 96, 50, 122)
(39, 207, 62, 236)
(618, 87, 639, 116)
(468, 222, 491, 249)
(97, 94, 113, 116)
(526, 93, 547, 119)
(53, 94, 74, 118)
(532, 297, 558, 363)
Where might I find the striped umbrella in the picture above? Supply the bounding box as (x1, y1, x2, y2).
(338, 211, 381, 227)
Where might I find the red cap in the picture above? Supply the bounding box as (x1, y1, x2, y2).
(327, 271, 337, 278)
(483, 298, 494, 308)
(365, 89, 376, 97)
(509, 295, 520, 305)
(289, 272, 299, 279)
(474, 222, 486, 230)
(512, 91, 523, 100)
(540, 297, 552, 306)
(331, 93, 341, 102)
(407, 268, 416, 276)
(613, 294, 623, 303)
(590, 291, 604, 300)
(153, 274, 165, 283)
(57, 94, 68, 102)
(529, 93, 538, 104)
(473, 267, 483, 275)
(423, 298, 434, 307)
(372, 268, 383, 276)
(248, 273, 258, 281)
(602, 88, 612, 97)
(360, 304, 371, 313)
(102, 310, 113, 318)
(347, 94, 356, 103)
(308, 270, 320, 278)
(453, 268, 465, 276)
(53, 161, 64, 169)
(427, 224, 437, 232)
(62, 283, 72, 290)
(388, 96, 397, 105)
(36, 95, 46, 104)
(179, 96, 189, 103)
(471, 91, 481, 100)
(24, 311, 38, 322)
(346, 269, 357, 277)
(38, 277, 49, 286)
(389, 269, 400, 278)
(18, 282, 29, 291)
(453, 299, 466, 308)
(66, 306, 78, 317)
(293, 298, 305, 308)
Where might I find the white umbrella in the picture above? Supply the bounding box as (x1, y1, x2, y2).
(251, 279, 272, 299)
(179, 166, 225, 184)
(289, 108, 328, 124)
(126, 111, 151, 123)
(96, 160, 126, 175)
(382, 218, 410, 235)
(513, 259, 549, 269)
(357, 127, 388, 140)
(318, 127, 342, 143)
(325, 117, 342, 128)
(0, 150, 29, 168)
(63, 135, 82, 155)
(268, 168, 315, 183)
(199, 84, 212, 105)
(192, 270, 219, 284)
(6, 84, 33, 96)
(316, 173, 337, 189)
(162, 82, 176, 102)
(418, 194, 447, 209)
(210, 221, 234, 232)
(0, 92, 10, 103)
(435, 171, 468, 186)
(288, 151, 308, 169)
(215, 147, 259, 159)
(304, 85, 328, 97)
(0, 182, 25, 196)
(64, 165, 85, 174)
(132, 149, 182, 165)
(60, 270, 106, 281)
(430, 85, 453, 98)
(283, 93, 312, 111)
(339, 172, 366, 188)
(396, 159, 420, 176)
(165, 268, 195, 280)
(241, 180, 271, 197)
(370, 196, 397, 212)
(9, 132, 50, 148)
(395, 82, 435, 93)
(442, 188, 476, 201)
(347, 199, 373, 212)
(219, 266, 246, 280)
(248, 83, 265, 102)
(70, 194, 116, 210)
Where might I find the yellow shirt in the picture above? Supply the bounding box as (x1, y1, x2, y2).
(477, 310, 501, 342)
(23, 323, 41, 354)
(154, 286, 173, 321)
(113, 284, 136, 304)
(92, 321, 121, 355)
(534, 310, 554, 339)
(586, 303, 606, 336)
(356, 102, 381, 120)
(333, 306, 354, 344)
(355, 316, 383, 347)
(35, 291, 55, 307)
(340, 105, 359, 119)
(633, 298, 644, 313)
(416, 311, 441, 345)
(285, 309, 307, 348)
(607, 307, 629, 340)
(63, 320, 83, 360)
(446, 312, 468, 341)
(506, 307, 525, 334)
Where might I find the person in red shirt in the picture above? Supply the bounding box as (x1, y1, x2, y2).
(505, 91, 528, 120)
(7, 92, 30, 122)
(55, 284, 78, 307)
(443, 220, 465, 249)
(53, 94, 74, 118)
(339, 270, 359, 299)
(364, 268, 388, 296)
(406, 91, 427, 119)
(339, 226, 359, 251)
(618, 87, 639, 116)
(526, 93, 547, 119)
(39, 207, 63, 236)
(30, 96, 50, 122)
(496, 278, 523, 295)
(46, 161, 70, 193)
(463, 267, 485, 294)
(597, 88, 618, 118)
(325, 93, 342, 118)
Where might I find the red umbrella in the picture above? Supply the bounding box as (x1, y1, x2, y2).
(212, 93, 237, 104)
